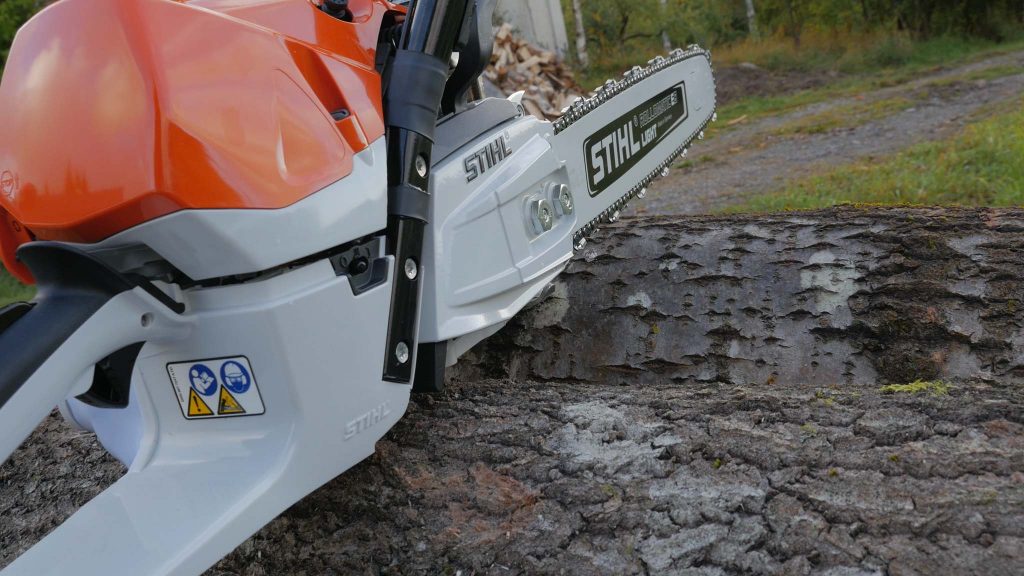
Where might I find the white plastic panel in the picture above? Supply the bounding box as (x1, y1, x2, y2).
(420, 112, 574, 344)
(4, 258, 409, 576)
(76, 138, 388, 281)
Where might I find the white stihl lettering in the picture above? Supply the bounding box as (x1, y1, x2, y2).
(592, 123, 642, 186)
(344, 401, 392, 440)
(642, 125, 658, 146)
(590, 143, 605, 184)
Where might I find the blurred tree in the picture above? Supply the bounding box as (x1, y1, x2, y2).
(562, 0, 1023, 62)
(745, 0, 760, 39)
(0, 0, 41, 68)
(572, 0, 589, 67)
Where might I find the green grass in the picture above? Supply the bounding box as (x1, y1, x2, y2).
(708, 34, 1024, 132)
(578, 33, 1024, 98)
(769, 95, 917, 137)
(927, 64, 1024, 86)
(0, 265, 34, 307)
(727, 99, 1024, 213)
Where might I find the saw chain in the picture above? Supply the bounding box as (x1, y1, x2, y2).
(551, 46, 718, 250)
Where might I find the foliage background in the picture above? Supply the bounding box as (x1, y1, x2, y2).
(0, 0, 41, 68)
(563, 0, 1024, 79)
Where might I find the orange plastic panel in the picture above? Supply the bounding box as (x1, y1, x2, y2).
(0, 0, 399, 279)
(0, 207, 33, 284)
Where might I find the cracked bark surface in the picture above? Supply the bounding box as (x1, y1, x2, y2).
(460, 206, 1024, 387)
(1, 207, 1023, 576)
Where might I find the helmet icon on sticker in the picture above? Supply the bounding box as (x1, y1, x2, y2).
(189, 364, 218, 396)
(220, 360, 251, 394)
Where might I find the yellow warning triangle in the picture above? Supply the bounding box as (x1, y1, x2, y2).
(188, 388, 214, 417)
(218, 386, 246, 415)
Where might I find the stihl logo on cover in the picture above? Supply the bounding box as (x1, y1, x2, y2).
(464, 131, 512, 182)
(585, 83, 688, 196)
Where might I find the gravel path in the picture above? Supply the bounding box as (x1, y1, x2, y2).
(635, 50, 1024, 215)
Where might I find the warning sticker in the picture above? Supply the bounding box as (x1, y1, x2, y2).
(188, 389, 215, 417)
(218, 386, 245, 415)
(166, 356, 265, 420)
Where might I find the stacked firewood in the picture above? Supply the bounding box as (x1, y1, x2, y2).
(484, 23, 585, 120)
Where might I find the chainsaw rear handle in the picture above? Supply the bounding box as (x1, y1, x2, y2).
(0, 242, 189, 465)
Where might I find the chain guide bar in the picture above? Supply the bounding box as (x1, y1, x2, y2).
(550, 46, 718, 250)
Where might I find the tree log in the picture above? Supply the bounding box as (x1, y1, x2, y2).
(1, 208, 1022, 576)
(457, 206, 1024, 388)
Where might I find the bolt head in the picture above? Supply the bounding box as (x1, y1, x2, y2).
(637, 187, 647, 199)
(539, 206, 553, 227)
(404, 258, 418, 280)
(574, 237, 587, 251)
(395, 341, 410, 364)
(555, 184, 574, 215)
(530, 198, 555, 234)
(414, 155, 428, 178)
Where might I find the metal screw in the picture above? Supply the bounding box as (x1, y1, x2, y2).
(414, 155, 428, 178)
(404, 258, 418, 280)
(637, 187, 647, 199)
(350, 256, 369, 274)
(530, 198, 554, 234)
(609, 210, 620, 223)
(574, 237, 587, 251)
(395, 341, 410, 364)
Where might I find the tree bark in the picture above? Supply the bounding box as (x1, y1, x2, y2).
(2, 208, 1023, 576)
(459, 207, 1024, 388)
(571, 0, 588, 68)
(783, 0, 802, 48)
(745, 0, 760, 40)
(660, 0, 673, 51)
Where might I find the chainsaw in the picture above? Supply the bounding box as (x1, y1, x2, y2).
(0, 0, 715, 573)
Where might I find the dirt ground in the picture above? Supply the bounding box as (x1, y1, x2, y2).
(713, 64, 838, 106)
(635, 49, 1024, 215)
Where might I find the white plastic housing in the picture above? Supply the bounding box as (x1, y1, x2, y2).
(420, 112, 574, 346)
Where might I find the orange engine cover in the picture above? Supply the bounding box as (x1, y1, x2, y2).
(0, 0, 401, 283)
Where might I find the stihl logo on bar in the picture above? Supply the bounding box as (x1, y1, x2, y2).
(464, 130, 513, 182)
(585, 83, 688, 196)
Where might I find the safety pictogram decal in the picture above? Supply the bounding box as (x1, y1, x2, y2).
(218, 386, 246, 415)
(187, 388, 215, 417)
(167, 356, 265, 420)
